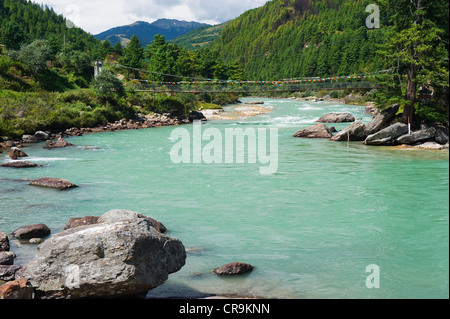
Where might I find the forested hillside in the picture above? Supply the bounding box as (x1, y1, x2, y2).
(0, 0, 102, 55)
(212, 0, 387, 80)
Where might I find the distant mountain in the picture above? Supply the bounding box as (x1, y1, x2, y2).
(169, 21, 229, 50)
(94, 19, 210, 47)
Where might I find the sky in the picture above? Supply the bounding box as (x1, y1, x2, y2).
(37, 0, 269, 35)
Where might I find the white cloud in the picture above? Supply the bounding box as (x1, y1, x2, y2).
(37, 0, 268, 34)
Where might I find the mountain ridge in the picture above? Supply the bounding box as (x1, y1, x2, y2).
(94, 19, 210, 47)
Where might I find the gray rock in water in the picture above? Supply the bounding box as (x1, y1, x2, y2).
(8, 147, 28, 160)
(293, 123, 333, 139)
(29, 177, 78, 190)
(330, 121, 367, 141)
(316, 112, 355, 123)
(44, 137, 74, 149)
(364, 104, 400, 136)
(396, 127, 436, 145)
(22, 218, 185, 299)
(364, 122, 408, 145)
(11, 224, 51, 240)
(1, 161, 41, 168)
(213, 262, 254, 276)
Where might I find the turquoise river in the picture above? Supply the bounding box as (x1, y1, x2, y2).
(0, 98, 448, 299)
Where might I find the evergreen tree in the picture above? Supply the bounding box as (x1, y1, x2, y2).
(375, 0, 449, 125)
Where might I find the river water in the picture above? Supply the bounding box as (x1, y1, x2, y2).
(0, 98, 448, 299)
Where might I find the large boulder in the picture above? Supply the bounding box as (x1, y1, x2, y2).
(364, 123, 408, 145)
(22, 218, 186, 299)
(395, 126, 436, 145)
(293, 123, 333, 139)
(364, 104, 400, 136)
(29, 177, 78, 190)
(316, 113, 355, 123)
(11, 224, 51, 240)
(330, 121, 367, 141)
(8, 147, 28, 160)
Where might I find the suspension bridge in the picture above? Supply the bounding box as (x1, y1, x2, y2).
(104, 62, 386, 94)
(131, 80, 382, 94)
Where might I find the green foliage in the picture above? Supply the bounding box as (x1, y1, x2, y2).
(0, 89, 133, 138)
(373, 0, 449, 122)
(15, 40, 54, 74)
(93, 69, 125, 97)
(212, 0, 386, 80)
(119, 35, 144, 70)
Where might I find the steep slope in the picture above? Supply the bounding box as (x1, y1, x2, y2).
(94, 19, 210, 47)
(169, 21, 229, 50)
(211, 0, 386, 80)
(0, 0, 100, 52)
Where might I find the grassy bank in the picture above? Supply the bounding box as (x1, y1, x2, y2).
(0, 88, 240, 140)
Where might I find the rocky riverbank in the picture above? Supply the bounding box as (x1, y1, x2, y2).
(0, 112, 188, 151)
(294, 103, 449, 150)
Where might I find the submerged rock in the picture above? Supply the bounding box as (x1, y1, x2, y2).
(1, 161, 41, 168)
(316, 112, 355, 123)
(293, 123, 333, 139)
(29, 177, 78, 190)
(213, 262, 254, 276)
(22, 218, 186, 299)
